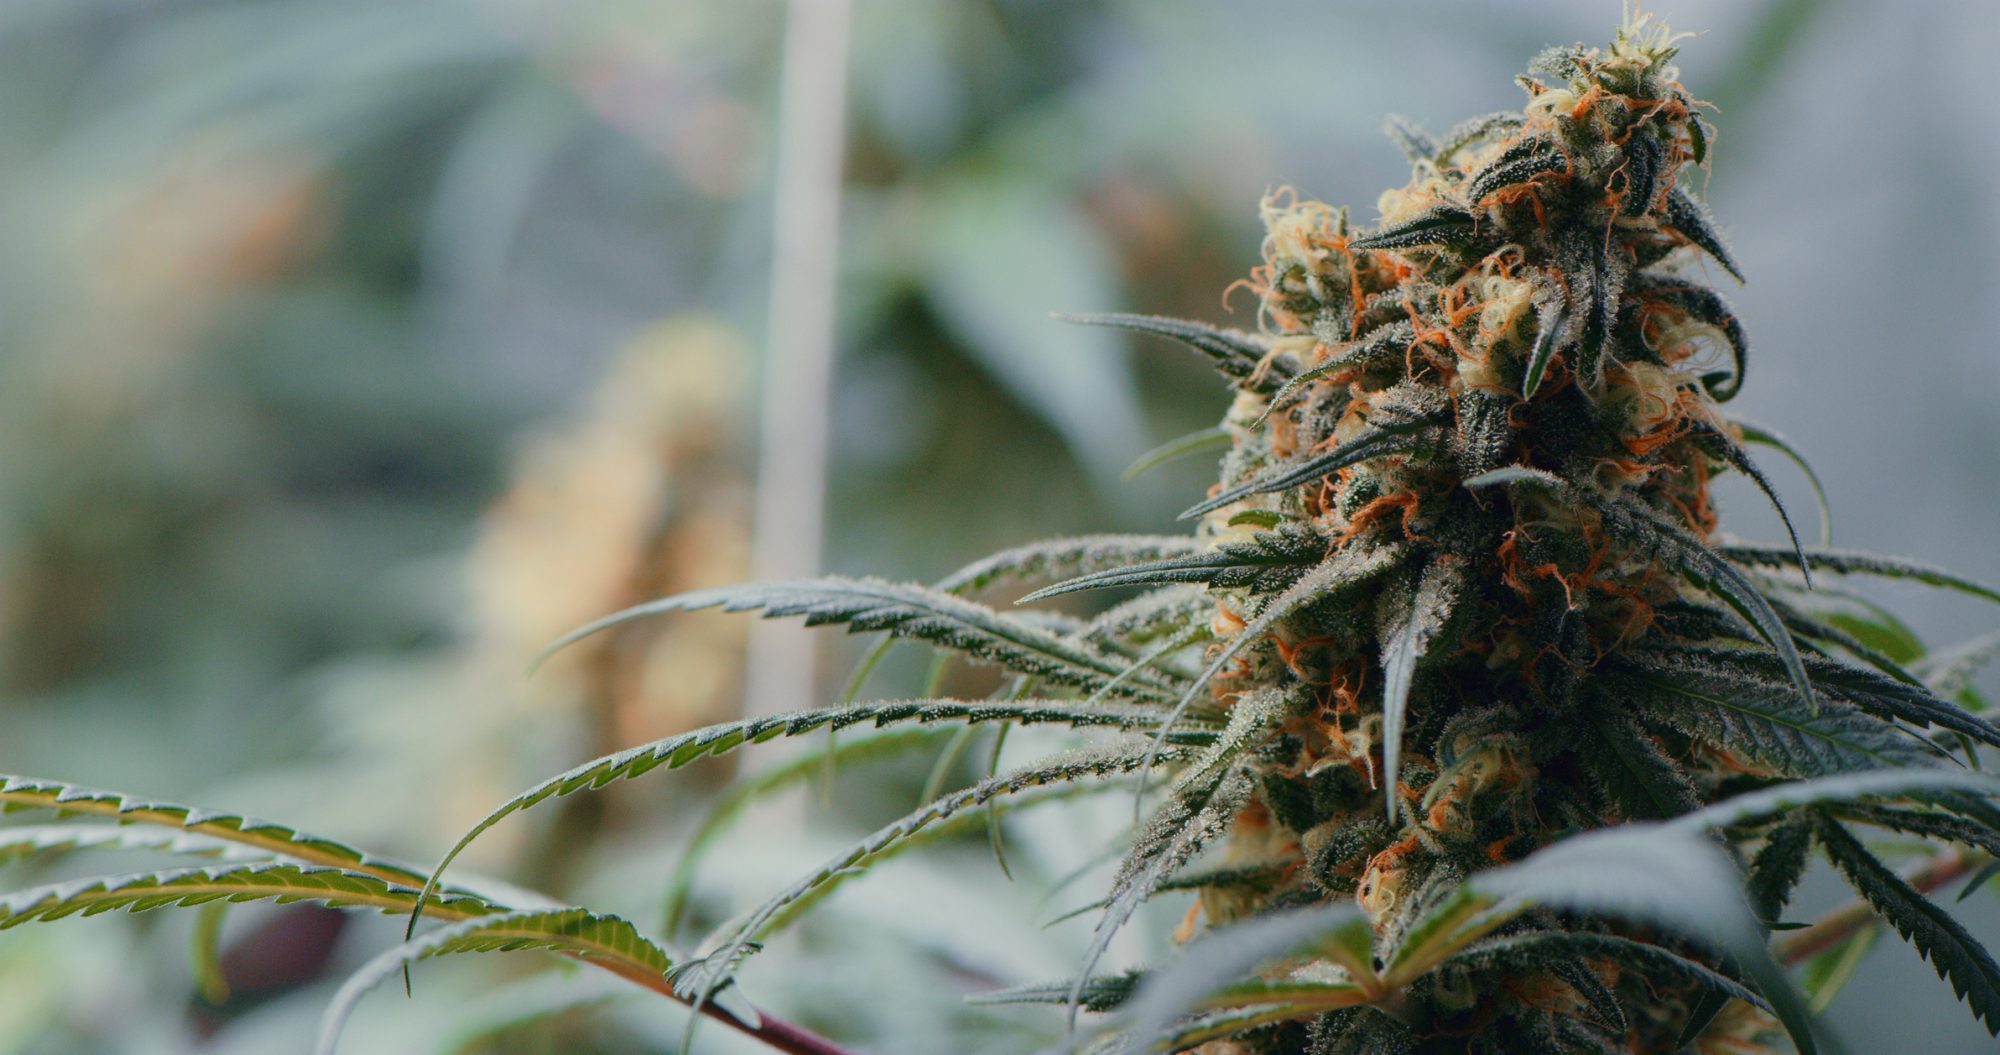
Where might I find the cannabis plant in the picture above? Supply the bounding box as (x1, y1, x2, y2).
(4, 14, 2000, 1055)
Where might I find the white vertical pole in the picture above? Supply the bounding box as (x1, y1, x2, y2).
(743, 0, 852, 721)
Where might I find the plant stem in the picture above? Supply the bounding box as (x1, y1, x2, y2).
(1775, 849, 1988, 964)
(593, 958, 859, 1055)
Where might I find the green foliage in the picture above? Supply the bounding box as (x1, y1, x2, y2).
(316, 908, 674, 1055)
(5, 14, 1999, 1055)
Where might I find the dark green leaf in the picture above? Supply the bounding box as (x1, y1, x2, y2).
(536, 578, 1180, 701)
(1722, 545, 2000, 608)
(1182, 423, 1432, 520)
(1816, 818, 2000, 1034)
(1019, 524, 1328, 602)
(1054, 312, 1286, 390)
(1663, 186, 1744, 282)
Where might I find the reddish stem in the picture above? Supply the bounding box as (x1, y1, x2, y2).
(591, 958, 859, 1055)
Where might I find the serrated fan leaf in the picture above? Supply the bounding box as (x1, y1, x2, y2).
(420, 699, 1192, 925)
(969, 973, 1140, 1012)
(1663, 186, 1744, 283)
(1631, 642, 2000, 750)
(1114, 901, 1370, 1050)
(1071, 689, 1302, 1026)
(1748, 816, 1815, 924)
(1019, 524, 1328, 602)
(1620, 667, 1944, 777)
(1254, 323, 1413, 424)
(678, 744, 1192, 1009)
(1722, 545, 2000, 607)
(1377, 558, 1466, 823)
(1815, 818, 2000, 1034)
(661, 728, 941, 935)
(1446, 930, 1770, 1014)
(1180, 424, 1431, 520)
(0, 824, 267, 865)
(757, 780, 1109, 944)
(1666, 769, 2000, 834)
(1764, 596, 1925, 687)
(1054, 312, 1286, 390)
(1132, 541, 1411, 801)
(1584, 712, 1701, 820)
(934, 535, 1202, 597)
(1834, 803, 2000, 859)
(536, 578, 1178, 702)
(0, 776, 434, 889)
(317, 908, 671, 1055)
(1596, 494, 1817, 713)
(1458, 824, 1819, 1054)
(0, 863, 493, 929)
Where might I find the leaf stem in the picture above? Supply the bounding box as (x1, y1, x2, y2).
(591, 957, 858, 1055)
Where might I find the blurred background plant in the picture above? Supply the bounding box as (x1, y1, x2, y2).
(0, 1, 1996, 1052)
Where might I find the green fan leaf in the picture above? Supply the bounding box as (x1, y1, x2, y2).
(660, 728, 942, 935)
(676, 743, 1192, 1008)
(1053, 312, 1287, 390)
(317, 908, 672, 1055)
(1180, 423, 1433, 520)
(933, 535, 1202, 597)
(1070, 688, 1303, 1025)
(1667, 769, 2000, 834)
(1584, 712, 1702, 821)
(968, 973, 1141, 1012)
(1815, 818, 2000, 1034)
(1113, 901, 1372, 1050)
(1018, 523, 1328, 602)
(1747, 815, 1815, 924)
(1721, 545, 2000, 607)
(0, 824, 267, 866)
(1596, 493, 1817, 714)
(419, 699, 1195, 925)
(1630, 642, 2000, 751)
(1619, 667, 1945, 778)
(0, 776, 435, 889)
(1445, 930, 1768, 1013)
(1454, 824, 1818, 1054)
(0, 863, 494, 929)
(537, 578, 1180, 702)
